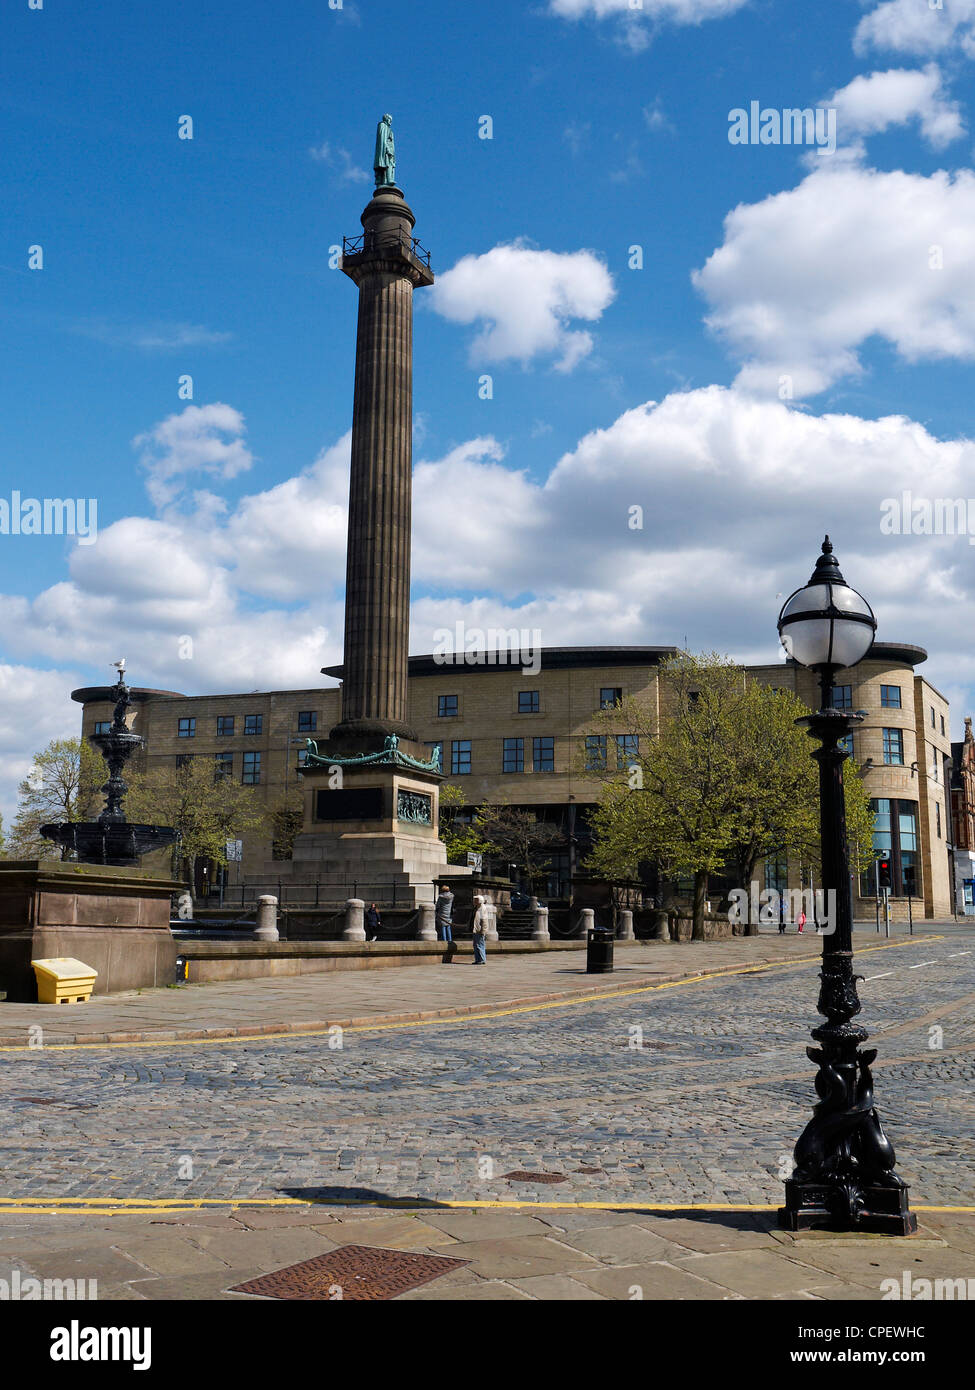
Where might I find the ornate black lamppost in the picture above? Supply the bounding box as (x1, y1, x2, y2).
(776, 537, 916, 1234)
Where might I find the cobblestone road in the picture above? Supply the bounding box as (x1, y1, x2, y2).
(2, 935, 973, 1209)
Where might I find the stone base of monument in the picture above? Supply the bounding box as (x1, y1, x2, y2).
(285, 740, 470, 906)
(0, 860, 183, 1002)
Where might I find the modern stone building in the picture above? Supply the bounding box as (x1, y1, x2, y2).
(73, 638, 953, 917)
(950, 716, 975, 915)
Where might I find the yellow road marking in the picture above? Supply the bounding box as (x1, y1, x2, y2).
(0, 1195, 971, 1216)
(0, 937, 942, 1055)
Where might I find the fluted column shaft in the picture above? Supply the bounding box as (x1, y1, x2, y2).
(333, 187, 433, 742)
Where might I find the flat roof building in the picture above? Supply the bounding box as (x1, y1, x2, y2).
(74, 643, 953, 917)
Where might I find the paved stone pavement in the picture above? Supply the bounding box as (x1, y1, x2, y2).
(0, 1204, 972, 1301)
(1, 930, 972, 1298)
(0, 933, 831, 1046)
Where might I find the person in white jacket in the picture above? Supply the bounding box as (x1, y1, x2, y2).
(471, 894, 487, 965)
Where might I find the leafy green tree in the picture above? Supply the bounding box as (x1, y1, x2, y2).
(722, 681, 819, 895)
(438, 784, 493, 866)
(268, 786, 305, 861)
(7, 737, 104, 859)
(586, 654, 754, 937)
(586, 654, 875, 937)
(125, 757, 268, 899)
(474, 803, 563, 891)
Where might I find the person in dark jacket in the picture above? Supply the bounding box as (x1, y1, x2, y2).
(434, 887, 454, 943)
(366, 903, 381, 940)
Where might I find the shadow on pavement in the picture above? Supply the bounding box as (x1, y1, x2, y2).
(280, 1185, 454, 1209)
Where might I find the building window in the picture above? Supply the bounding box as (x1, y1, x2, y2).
(616, 734, 639, 769)
(518, 690, 539, 714)
(831, 685, 852, 709)
(941, 714, 946, 736)
(214, 752, 233, 780)
(898, 804, 918, 895)
(882, 728, 904, 765)
(931, 750, 938, 782)
(765, 854, 788, 893)
(93, 721, 111, 735)
(533, 736, 555, 772)
(936, 802, 942, 839)
(599, 687, 623, 710)
(864, 798, 919, 896)
(931, 706, 936, 728)
(178, 717, 196, 738)
(244, 714, 263, 736)
(450, 740, 471, 775)
(438, 694, 459, 718)
(503, 737, 524, 773)
(296, 748, 309, 768)
(838, 733, 854, 756)
(216, 715, 234, 737)
(175, 754, 193, 769)
(585, 735, 607, 772)
(297, 711, 317, 733)
(242, 751, 262, 784)
(880, 686, 901, 709)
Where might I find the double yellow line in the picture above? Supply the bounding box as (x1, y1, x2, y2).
(0, 1195, 972, 1216)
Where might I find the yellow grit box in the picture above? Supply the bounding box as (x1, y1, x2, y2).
(31, 958, 98, 1005)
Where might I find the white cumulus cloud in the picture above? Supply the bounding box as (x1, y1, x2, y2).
(430, 242, 616, 372)
(133, 403, 255, 509)
(549, 0, 746, 21)
(693, 161, 975, 396)
(830, 64, 964, 148)
(6, 390, 975, 825)
(855, 0, 975, 58)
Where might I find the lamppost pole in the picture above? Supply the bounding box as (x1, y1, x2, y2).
(777, 537, 916, 1235)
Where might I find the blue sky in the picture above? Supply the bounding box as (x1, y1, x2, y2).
(2, 0, 975, 819)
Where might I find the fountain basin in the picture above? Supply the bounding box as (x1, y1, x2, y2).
(39, 822, 177, 866)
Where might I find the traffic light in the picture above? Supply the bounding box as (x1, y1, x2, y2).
(877, 857, 892, 890)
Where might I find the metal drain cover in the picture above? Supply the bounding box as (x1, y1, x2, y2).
(501, 1171, 569, 1183)
(230, 1244, 469, 1301)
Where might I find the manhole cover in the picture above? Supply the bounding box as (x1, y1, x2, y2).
(501, 1171, 569, 1184)
(229, 1245, 469, 1301)
(13, 1096, 94, 1109)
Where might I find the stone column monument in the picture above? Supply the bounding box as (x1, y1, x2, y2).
(293, 118, 459, 906)
(330, 115, 433, 744)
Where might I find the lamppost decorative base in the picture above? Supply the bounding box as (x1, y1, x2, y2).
(778, 1038, 917, 1236)
(779, 1180, 917, 1236)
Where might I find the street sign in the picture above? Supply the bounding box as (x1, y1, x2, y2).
(466, 852, 483, 873)
(226, 839, 243, 862)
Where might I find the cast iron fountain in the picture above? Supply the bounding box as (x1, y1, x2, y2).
(41, 665, 177, 866)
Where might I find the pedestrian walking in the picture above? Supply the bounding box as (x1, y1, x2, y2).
(434, 885, 454, 943)
(471, 894, 487, 965)
(778, 898, 786, 934)
(366, 902, 382, 940)
(797, 908, 806, 934)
